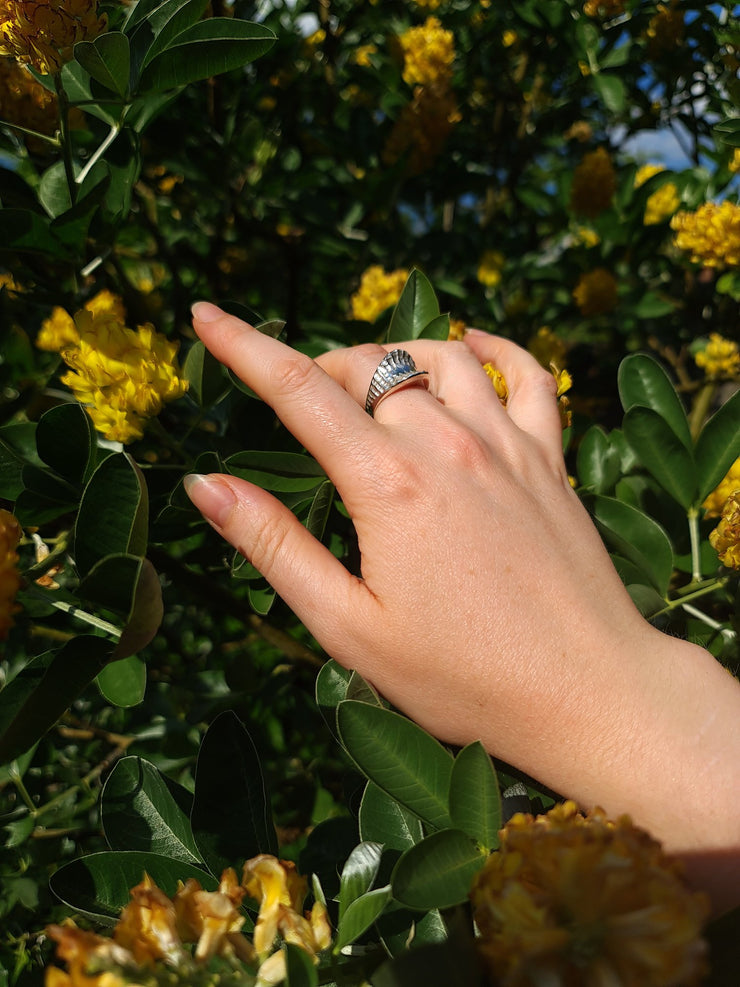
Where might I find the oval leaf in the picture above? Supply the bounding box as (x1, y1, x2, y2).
(338, 841, 383, 925)
(391, 830, 484, 911)
(336, 885, 392, 951)
(191, 710, 278, 876)
(101, 755, 202, 864)
(138, 19, 275, 91)
(337, 702, 453, 831)
(618, 353, 691, 449)
(449, 742, 501, 852)
(622, 406, 697, 509)
(50, 851, 217, 923)
(359, 782, 425, 851)
(590, 495, 673, 595)
(387, 269, 440, 342)
(74, 32, 131, 97)
(576, 425, 621, 494)
(695, 388, 740, 504)
(36, 403, 97, 486)
(96, 655, 147, 707)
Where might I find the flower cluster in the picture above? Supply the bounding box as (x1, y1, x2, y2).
(470, 801, 709, 987)
(0, 56, 79, 149)
(703, 457, 740, 517)
(46, 859, 331, 987)
(0, 509, 22, 640)
(0, 0, 106, 75)
(646, 2, 685, 58)
(38, 291, 188, 444)
(476, 250, 505, 288)
(349, 265, 408, 322)
(484, 359, 572, 427)
(569, 147, 616, 218)
(710, 492, 740, 569)
(397, 16, 455, 89)
(572, 267, 618, 316)
(671, 201, 740, 269)
(634, 164, 680, 226)
(694, 333, 740, 380)
(583, 0, 624, 17)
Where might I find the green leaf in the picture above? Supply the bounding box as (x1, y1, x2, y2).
(418, 313, 451, 341)
(284, 944, 319, 987)
(138, 19, 275, 92)
(14, 464, 78, 525)
(387, 269, 440, 342)
(315, 659, 351, 733)
(371, 937, 484, 987)
(96, 656, 147, 707)
(226, 450, 326, 492)
(135, 0, 210, 72)
(191, 710, 278, 876)
(338, 841, 383, 926)
(695, 388, 740, 504)
(576, 426, 621, 494)
(38, 162, 72, 219)
(449, 743, 501, 852)
(337, 702, 453, 831)
(593, 73, 626, 113)
(622, 407, 697, 509)
(0, 422, 40, 499)
(335, 886, 392, 951)
(618, 354, 691, 449)
(247, 578, 276, 616)
(74, 32, 131, 97)
(359, 782, 424, 851)
(182, 339, 229, 407)
(590, 495, 673, 595)
(0, 208, 72, 259)
(77, 553, 144, 617)
(627, 584, 667, 618)
(0, 637, 112, 762)
(49, 851, 217, 923)
(305, 479, 335, 541)
(113, 557, 164, 659)
(75, 453, 149, 576)
(391, 830, 484, 911)
(36, 404, 97, 486)
(101, 755, 202, 864)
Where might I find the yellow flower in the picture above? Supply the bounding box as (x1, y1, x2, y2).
(0, 55, 65, 148)
(0, 0, 106, 75)
(729, 149, 740, 175)
(58, 307, 188, 444)
(483, 360, 572, 426)
(470, 801, 709, 987)
(350, 265, 409, 322)
(569, 147, 616, 218)
(583, 0, 624, 17)
(694, 333, 740, 380)
(352, 43, 377, 67)
(671, 201, 740, 269)
(564, 120, 593, 143)
(710, 492, 740, 569)
(476, 250, 505, 288)
(573, 225, 600, 248)
(0, 510, 22, 640)
(37, 290, 126, 352)
(413, 0, 443, 8)
(113, 874, 183, 966)
(397, 17, 455, 89)
(242, 855, 331, 981)
(174, 869, 253, 963)
(0, 271, 24, 297)
(645, 182, 680, 225)
(447, 317, 466, 341)
(634, 163, 665, 188)
(502, 30, 518, 47)
(645, 2, 684, 58)
(703, 457, 740, 518)
(573, 268, 618, 316)
(483, 362, 508, 403)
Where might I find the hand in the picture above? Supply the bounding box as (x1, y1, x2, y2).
(186, 303, 740, 909)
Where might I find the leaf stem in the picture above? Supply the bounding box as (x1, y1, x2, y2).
(76, 120, 122, 186)
(681, 602, 736, 641)
(687, 507, 702, 583)
(53, 72, 78, 206)
(26, 588, 122, 638)
(0, 119, 60, 146)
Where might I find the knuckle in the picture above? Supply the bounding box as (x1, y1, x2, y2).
(271, 352, 320, 398)
(439, 424, 491, 474)
(246, 514, 293, 575)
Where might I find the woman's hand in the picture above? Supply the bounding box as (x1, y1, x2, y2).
(185, 302, 740, 907)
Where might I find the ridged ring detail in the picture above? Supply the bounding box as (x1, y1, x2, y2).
(365, 349, 429, 416)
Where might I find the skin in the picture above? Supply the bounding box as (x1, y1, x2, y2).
(185, 302, 740, 913)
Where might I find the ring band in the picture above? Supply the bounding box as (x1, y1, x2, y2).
(365, 349, 429, 416)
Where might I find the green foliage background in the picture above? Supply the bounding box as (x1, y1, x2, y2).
(0, 0, 739, 983)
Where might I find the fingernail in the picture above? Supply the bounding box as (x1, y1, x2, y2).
(464, 327, 489, 336)
(191, 301, 225, 323)
(183, 473, 236, 527)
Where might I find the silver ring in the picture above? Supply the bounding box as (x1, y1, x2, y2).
(365, 349, 429, 416)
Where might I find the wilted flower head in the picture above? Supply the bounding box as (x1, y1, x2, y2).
(570, 148, 616, 218)
(671, 201, 740, 269)
(710, 492, 740, 569)
(470, 801, 709, 987)
(0, 0, 106, 75)
(703, 457, 740, 517)
(572, 267, 618, 316)
(0, 509, 22, 640)
(350, 265, 408, 322)
(694, 333, 740, 381)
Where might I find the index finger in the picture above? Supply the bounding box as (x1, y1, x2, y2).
(191, 302, 379, 484)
